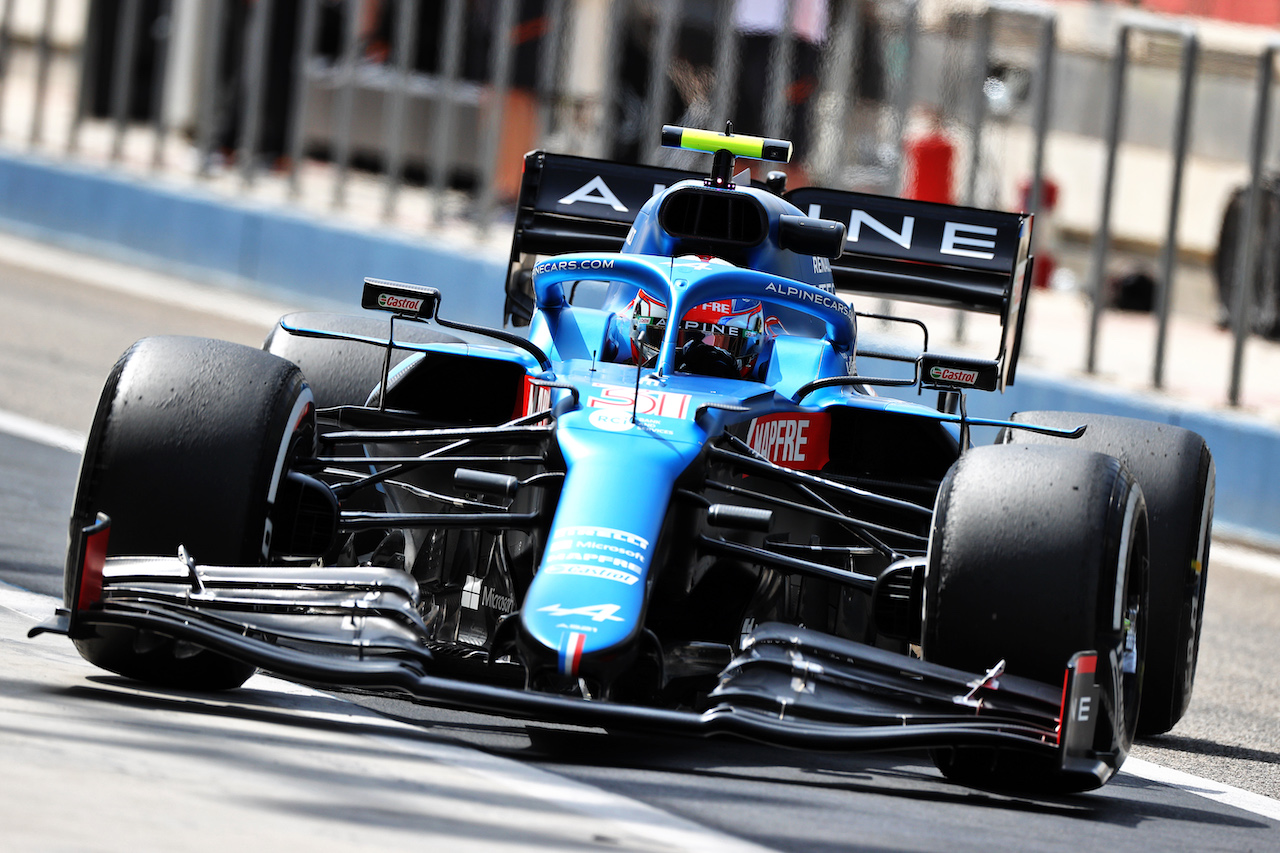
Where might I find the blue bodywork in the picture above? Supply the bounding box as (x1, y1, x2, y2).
(498, 186, 919, 681)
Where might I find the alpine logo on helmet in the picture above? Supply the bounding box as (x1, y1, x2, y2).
(675, 299, 765, 379)
(622, 290, 766, 379)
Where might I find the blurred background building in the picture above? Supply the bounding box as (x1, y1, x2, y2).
(3, 0, 1280, 403)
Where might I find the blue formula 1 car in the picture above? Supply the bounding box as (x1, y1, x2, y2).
(33, 126, 1214, 794)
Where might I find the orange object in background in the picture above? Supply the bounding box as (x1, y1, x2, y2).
(903, 124, 955, 205)
(1098, 0, 1280, 26)
(490, 88, 538, 203)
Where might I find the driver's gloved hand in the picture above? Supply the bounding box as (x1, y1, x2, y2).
(676, 339, 739, 378)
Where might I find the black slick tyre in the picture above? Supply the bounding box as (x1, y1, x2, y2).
(263, 312, 461, 409)
(924, 444, 1148, 793)
(1002, 412, 1213, 736)
(67, 336, 316, 689)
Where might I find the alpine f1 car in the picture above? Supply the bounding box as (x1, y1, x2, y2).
(32, 126, 1214, 794)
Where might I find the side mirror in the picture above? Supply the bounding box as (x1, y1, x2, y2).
(361, 278, 440, 320)
(920, 353, 1000, 392)
(778, 214, 845, 260)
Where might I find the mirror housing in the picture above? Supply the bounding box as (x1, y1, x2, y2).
(362, 278, 440, 320)
(920, 353, 1001, 392)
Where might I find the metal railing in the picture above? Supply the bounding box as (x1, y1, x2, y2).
(953, 0, 1056, 343)
(0, 0, 1276, 414)
(1083, 16, 1199, 390)
(1228, 40, 1280, 407)
(4, 0, 923, 206)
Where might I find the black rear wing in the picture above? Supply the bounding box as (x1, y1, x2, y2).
(508, 151, 706, 268)
(506, 151, 1033, 390)
(786, 187, 1033, 390)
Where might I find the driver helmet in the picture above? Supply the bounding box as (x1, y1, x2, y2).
(621, 287, 767, 379)
(626, 288, 668, 367)
(675, 298, 765, 379)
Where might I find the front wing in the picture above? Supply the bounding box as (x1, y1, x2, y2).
(32, 519, 1121, 790)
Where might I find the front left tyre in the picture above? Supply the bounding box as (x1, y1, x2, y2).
(66, 336, 316, 689)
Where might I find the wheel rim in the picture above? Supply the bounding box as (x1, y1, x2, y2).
(1115, 488, 1149, 747)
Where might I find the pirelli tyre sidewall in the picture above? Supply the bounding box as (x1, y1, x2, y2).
(1002, 412, 1214, 737)
(67, 336, 315, 689)
(923, 444, 1149, 793)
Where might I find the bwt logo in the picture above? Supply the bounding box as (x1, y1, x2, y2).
(378, 293, 422, 312)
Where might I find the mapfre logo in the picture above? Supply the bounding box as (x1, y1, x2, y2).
(746, 413, 831, 470)
(378, 293, 422, 312)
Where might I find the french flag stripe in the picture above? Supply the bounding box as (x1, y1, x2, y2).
(559, 632, 587, 676)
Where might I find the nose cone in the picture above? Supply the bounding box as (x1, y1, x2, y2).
(517, 407, 699, 684)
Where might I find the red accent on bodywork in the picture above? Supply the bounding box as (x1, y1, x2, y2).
(1057, 670, 1069, 743)
(745, 412, 832, 470)
(519, 376, 553, 421)
(1056, 653, 1098, 744)
(77, 524, 110, 611)
(294, 401, 314, 432)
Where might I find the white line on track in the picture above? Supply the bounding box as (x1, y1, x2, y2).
(0, 230, 309, 329)
(0, 408, 85, 454)
(2, 581, 777, 853)
(251, 676, 782, 853)
(1121, 757, 1280, 823)
(4, 580, 1279, 828)
(1211, 542, 1280, 582)
(0, 581, 58, 622)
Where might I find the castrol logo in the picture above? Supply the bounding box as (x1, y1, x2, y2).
(378, 293, 422, 312)
(929, 366, 978, 385)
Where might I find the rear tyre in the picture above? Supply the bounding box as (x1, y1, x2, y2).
(67, 336, 316, 689)
(1214, 179, 1280, 339)
(1003, 412, 1213, 736)
(924, 445, 1148, 793)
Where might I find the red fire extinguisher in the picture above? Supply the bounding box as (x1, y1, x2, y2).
(904, 120, 955, 206)
(1020, 177, 1060, 290)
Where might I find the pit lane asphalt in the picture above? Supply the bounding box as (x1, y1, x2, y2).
(2, 241, 1279, 851)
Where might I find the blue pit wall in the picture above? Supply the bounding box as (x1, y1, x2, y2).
(0, 150, 1275, 548)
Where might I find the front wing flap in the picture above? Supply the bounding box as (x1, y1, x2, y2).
(32, 549, 1118, 786)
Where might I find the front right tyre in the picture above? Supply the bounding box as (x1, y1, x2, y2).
(67, 336, 315, 689)
(923, 444, 1149, 793)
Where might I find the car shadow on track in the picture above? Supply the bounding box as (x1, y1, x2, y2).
(1137, 732, 1280, 767)
(52, 675, 1277, 837)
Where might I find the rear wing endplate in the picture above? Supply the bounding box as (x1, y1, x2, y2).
(507, 151, 1033, 390)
